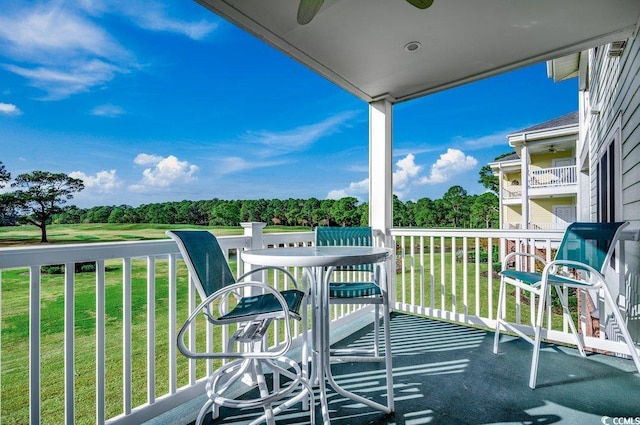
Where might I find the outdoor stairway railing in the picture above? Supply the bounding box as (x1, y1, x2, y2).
(1, 224, 637, 424)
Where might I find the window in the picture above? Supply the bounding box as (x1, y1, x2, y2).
(597, 141, 617, 223)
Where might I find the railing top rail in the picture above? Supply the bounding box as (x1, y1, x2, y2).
(0, 235, 249, 269)
(390, 227, 639, 241)
(390, 228, 565, 239)
(531, 164, 576, 172)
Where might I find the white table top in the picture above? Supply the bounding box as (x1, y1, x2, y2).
(241, 246, 391, 268)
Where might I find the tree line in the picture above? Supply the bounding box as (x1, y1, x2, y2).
(1, 159, 503, 242)
(51, 186, 499, 229)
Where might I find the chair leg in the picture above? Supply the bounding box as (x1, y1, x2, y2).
(382, 300, 394, 412)
(493, 277, 506, 354)
(600, 286, 640, 375)
(374, 304, 381, 357)
(529, 283, 548, 389)
(253, 360, 276, 425)
(554, 285, 586, 357)
(196, 399, 215, 425)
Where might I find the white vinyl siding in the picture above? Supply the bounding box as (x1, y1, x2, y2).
(585, 34, 640, 341)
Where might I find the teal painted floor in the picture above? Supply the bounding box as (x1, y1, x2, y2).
(182, 313, 640, 425)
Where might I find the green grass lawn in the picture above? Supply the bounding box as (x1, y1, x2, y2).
(0, 223, 311, 247)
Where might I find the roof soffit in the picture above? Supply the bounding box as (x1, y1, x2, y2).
(197, 0, 640, 104)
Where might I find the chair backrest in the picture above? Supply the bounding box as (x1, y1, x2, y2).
(167, 230, 237, 300)
(315, 226, 373, 272)
(555, 221, 628, 274)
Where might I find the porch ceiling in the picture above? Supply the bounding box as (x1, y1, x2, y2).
(196, 0, 640, 103)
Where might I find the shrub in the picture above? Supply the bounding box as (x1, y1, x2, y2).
(41, 262, 96, 274)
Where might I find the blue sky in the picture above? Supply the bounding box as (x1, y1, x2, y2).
(0, 0, 578, 208)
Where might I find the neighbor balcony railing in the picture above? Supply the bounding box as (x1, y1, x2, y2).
(529, 165, 577, 188)
(502, 165, 577, 198)
(1, 224, 637, 425)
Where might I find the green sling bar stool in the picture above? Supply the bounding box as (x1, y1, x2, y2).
(315, 226, 394, 411)
(493, 221, 640, 389)
(167, 230, 314, 425)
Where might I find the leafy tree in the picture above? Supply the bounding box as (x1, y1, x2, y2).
(357, 202, 369, 226)
(52, 205, 85, 224)
(9, 171, 84, 242)
(108, 206, 127, 223)
(470, 192, 499, 228)
(301, 198, 320, 227)
(317, 199, 334, 226)
(441, 185, 469, 227)
(478, 165, 499, 193)
(393, 195, 415, 227)
(479, 151, 516, 193)
(210, 200, 241, 226)
(0, 161, 13, 225)
(330, 197, 360, 227)
(0, 161, 9, 187)
(88, 205, 114, 223)
(284, 198, 303, 226)
(240, 199, 265, 223)
(414, 197, 437, 227)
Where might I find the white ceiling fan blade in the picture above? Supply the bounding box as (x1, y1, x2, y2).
(297, 0, 325, 25)
(406, 0, 434, 9)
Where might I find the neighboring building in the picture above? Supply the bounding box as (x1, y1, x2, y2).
(490, 111, 579, 231)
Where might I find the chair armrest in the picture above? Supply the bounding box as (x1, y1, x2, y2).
(177, 281, 294, 360)
(238, 266, 299, 289)
(502, 251, 547, 270)
(541, 259, 603, 286)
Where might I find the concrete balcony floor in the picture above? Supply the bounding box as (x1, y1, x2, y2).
(176, 313, 639, 425)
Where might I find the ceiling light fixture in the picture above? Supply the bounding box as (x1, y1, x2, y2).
(404, 41, 422, 52)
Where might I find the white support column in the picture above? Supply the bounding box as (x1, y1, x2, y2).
(521, 144, 529, 230)
(498, 167, 504, 229)
(369, 99, 393, 246)
(369, 99, 395, 307)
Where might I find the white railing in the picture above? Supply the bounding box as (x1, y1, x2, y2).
(1, 224, 636, 425)
(529, 165, 577, 188)
(502, 185, 522, 199)
(0, 227, 315, 425)
(531, 222, 570, 231)
(502, 222, 522, 229)
(390, 227, 638, 355)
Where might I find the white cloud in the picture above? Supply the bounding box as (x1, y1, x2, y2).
(217, 156, 288, 175)
(0, 102, 21, 115)
(326, 153, 424, 200)
(0, 1, 216, 100)
(327, 178, 369, 200)
(421, 148, 478, 184)
(5, 61, 127, 100)
(0, 6, 130, 62)
(118, 3, 217, 40)
(77, 0, 218, 40)
(244, 111, 359, 156)
(134, 153, 164, 166)
(0, 5, 133, 99)
(393, 154, 423, 197)
(130, 154, 198, 192)
(459, 131, 513, 150)
(327, 150, 478, 200)
(69, 169, 121, 192)
(91, 103, 125, 117)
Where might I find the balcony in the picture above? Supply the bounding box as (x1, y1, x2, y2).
(503, 165, 577, 201)
(1, 226, 639, 424)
